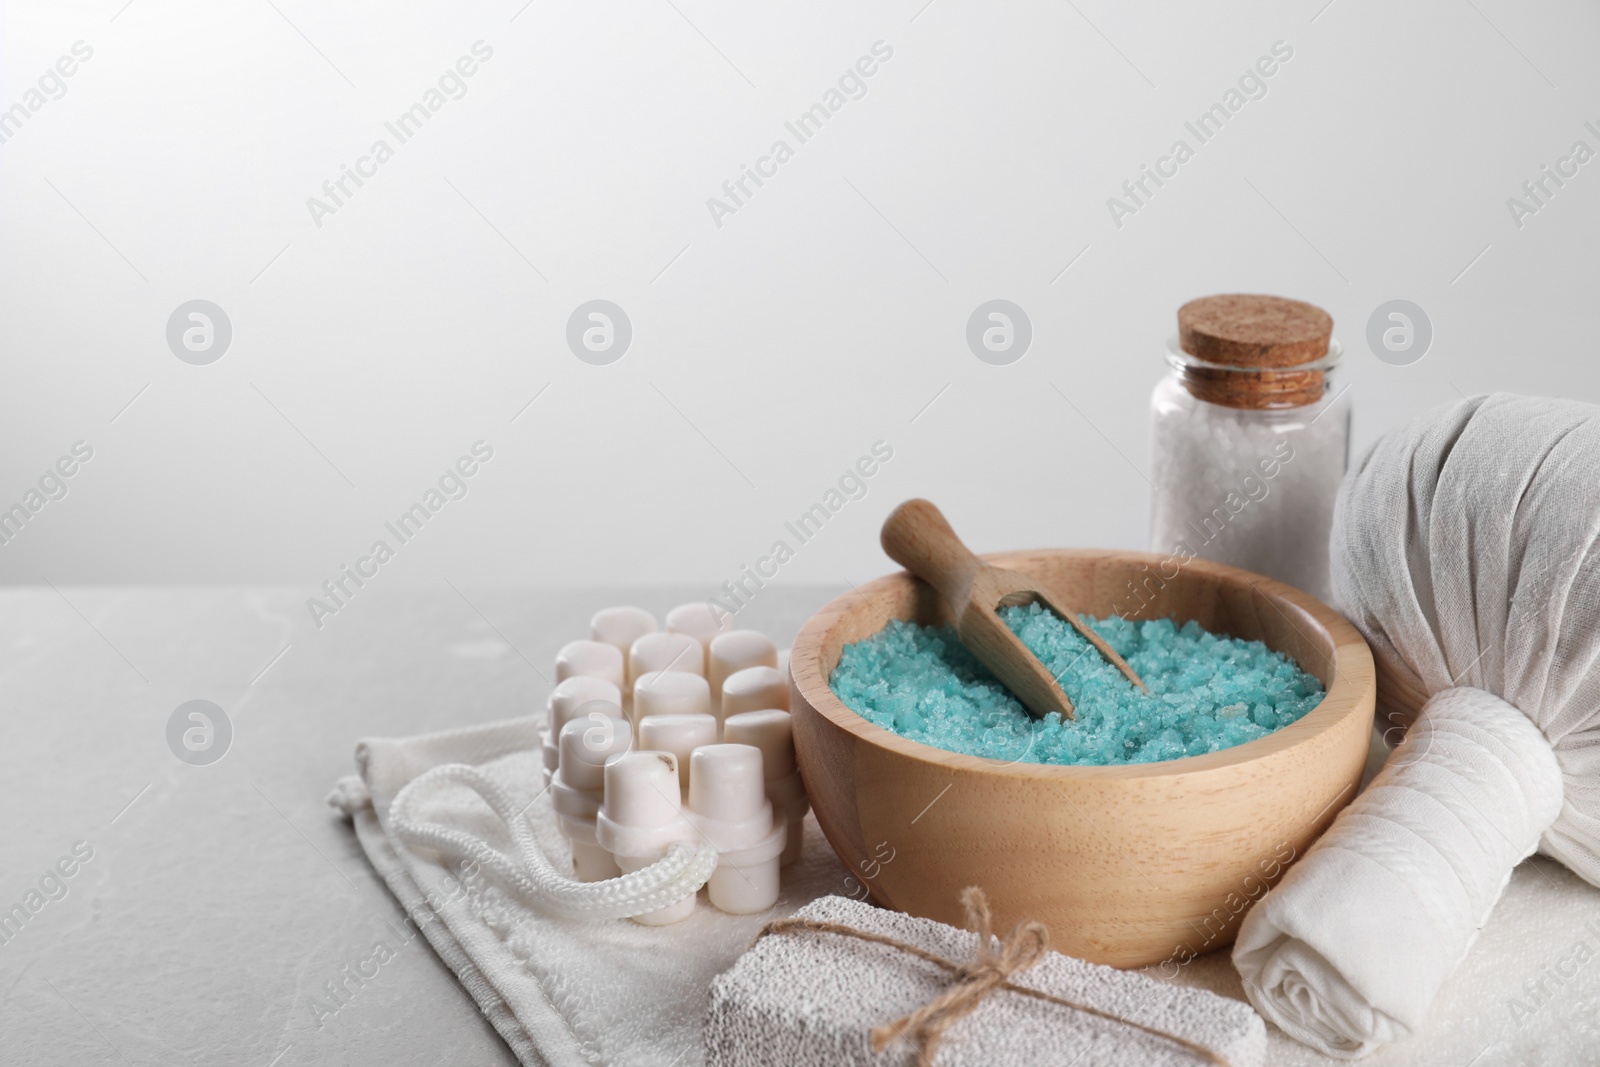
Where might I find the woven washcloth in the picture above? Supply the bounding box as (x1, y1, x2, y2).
(329, 713, 853, 1066)
(706, 895, 1266, 1066)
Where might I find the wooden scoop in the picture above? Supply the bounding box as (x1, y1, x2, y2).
(880, 499, 1147, 720)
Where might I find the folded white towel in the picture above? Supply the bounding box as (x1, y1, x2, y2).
(1232, 687, 1562, 1057)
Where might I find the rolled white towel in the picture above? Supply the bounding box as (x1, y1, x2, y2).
(1233, 687, 1564, 1057)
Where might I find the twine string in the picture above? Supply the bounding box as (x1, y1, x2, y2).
(753, 887, 1229, 1067)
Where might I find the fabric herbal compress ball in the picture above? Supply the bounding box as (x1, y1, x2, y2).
(1233, 393, 1600, 1058)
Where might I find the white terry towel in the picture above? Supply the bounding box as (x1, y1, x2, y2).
(1233, 394, 1600, 1058)
(328, 713, 855, 1066)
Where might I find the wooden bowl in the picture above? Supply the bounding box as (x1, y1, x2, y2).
(789, 549, 1375, 968)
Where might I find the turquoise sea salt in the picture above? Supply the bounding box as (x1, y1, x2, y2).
(829, 603, 1324, 766)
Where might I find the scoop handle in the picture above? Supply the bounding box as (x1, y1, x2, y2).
(880, 499, 982, 608)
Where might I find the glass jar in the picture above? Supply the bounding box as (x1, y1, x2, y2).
(1148, 336, 1350, 602)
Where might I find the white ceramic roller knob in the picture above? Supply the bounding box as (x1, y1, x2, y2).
(721, 665, 790, 727)
(629, 632, 705, 682)
(546, 693, 625, 790)
(689, 744, 766, 820)
(638, 713, 718, 796)
(553, 695, 625, 738)
(602, 750, 683, 828)
(565, 840, 615, 883)
(708, 630, 778, 702)
(548, 678, 624, 733)
(557, 710, 631, 792)
(666, 602, 733, 672)
(633, 670, 713, 723)
(724, 709, 809, 867)
(553, 714, 632, 882)
(554, 640, 625, 692)
(777, 648, 790, 678)
(590, 607, 657, 681)
(722, 709, 796, 777)
(564, 840, 615, 881)
(543, 678, 623, 789)
(687, 744, 785, 914)
(596, 751, 698, 925)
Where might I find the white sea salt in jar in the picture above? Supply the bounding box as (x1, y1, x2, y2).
(1148, 294, 1349, 602)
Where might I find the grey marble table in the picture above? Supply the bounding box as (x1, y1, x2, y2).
(2, 587, 1594, 1066)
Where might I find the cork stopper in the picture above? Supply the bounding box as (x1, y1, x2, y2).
(1175, 294, 1333, 409)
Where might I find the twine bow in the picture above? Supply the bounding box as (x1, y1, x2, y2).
(754, 887, 1229, 1067)
(869, 886, 1047, 1060)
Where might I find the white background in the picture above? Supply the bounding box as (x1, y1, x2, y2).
(3, 0, 1598, 589)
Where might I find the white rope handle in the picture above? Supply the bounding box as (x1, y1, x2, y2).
(389, 763, 717, 922)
